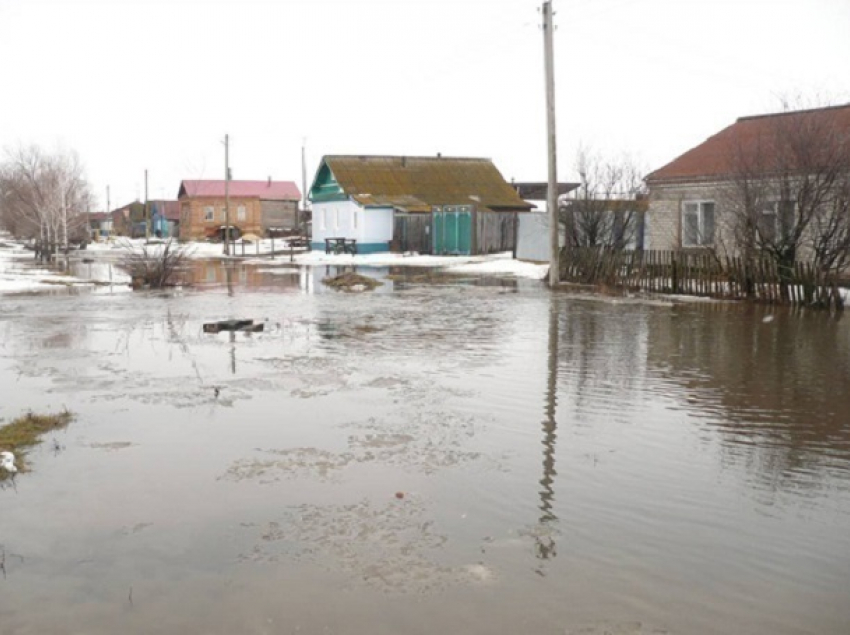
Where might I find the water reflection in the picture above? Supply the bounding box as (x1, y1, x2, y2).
(536, 298, 560, 561)
(646, 303, 850, 491)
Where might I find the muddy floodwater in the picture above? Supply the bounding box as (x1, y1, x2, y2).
(1, 261, 850, 635)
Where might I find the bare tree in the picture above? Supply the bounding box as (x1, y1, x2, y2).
(0, 145, 92, 255)
(561, 147, 647, 250)
(722, 101, 850, 277)
(119, 239, 192, 289)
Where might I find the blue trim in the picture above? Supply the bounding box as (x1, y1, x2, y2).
(311, 242, 390, 254)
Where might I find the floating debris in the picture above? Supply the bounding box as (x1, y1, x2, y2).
(203, 319, 264, 333)
(321, 272, 383, 292)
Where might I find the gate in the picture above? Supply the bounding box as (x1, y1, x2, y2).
(432, 206, 472, 255)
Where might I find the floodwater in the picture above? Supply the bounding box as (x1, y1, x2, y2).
(1, 260, 849, 635)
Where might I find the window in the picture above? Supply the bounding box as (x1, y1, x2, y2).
(237, 205, 246, 222)
(204, 206, 214, 222)
(220, 207, 227, 222)
(334, 208, 340, 230)
(321, 209, 328, 231)
(682, 201, 715, 247)
(353, 210, 358, 230)
(759, 200, 794, 243)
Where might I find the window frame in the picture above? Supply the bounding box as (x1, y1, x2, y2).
(204, 206, 214, 222)
(237, 205, 246, 222)
(681, 200, 715, 247)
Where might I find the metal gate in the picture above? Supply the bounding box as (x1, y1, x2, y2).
(432, 206, 472, 255)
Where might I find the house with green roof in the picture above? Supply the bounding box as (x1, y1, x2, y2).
(308, 155, 533, 255)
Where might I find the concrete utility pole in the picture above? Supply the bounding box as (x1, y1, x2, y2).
(224, 133, 230, 256)
(543, 0, 560, 286)
(144, 169, 149, 239)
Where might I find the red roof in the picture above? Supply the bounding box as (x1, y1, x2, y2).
(647, 103, 850, 184)
(179, 180, 301, 201)
(150, 200, 181, 221)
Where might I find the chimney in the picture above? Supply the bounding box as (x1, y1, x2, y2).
(267, 176, 271, 186)
(437, 152, 442, 159)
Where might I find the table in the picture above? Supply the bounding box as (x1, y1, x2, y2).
(325, 237, 358, 255)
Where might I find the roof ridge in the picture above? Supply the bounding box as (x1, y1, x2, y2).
(737, 102, 850, 123)
(325, 154, 493, 162)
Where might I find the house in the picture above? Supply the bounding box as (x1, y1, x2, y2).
(149, 200, 181, 238)
(87, 212, 113, 239)
(177, 179, 301, 241)
(645, 103, 850, 256)
(308, 155, 534, 255)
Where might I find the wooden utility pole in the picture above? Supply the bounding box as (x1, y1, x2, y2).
(543, 0, 560, 286)
(106, 185, 110, 237)
(144, 169, 150, 239)
(301, 138, 307, 237)
(224, 133, 230, 255)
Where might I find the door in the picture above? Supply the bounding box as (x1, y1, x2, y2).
(433, 206, 472, 255)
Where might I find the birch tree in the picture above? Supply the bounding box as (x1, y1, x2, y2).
(0, 145, 92, 253)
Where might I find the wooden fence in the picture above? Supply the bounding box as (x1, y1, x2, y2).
(559, 248, 845, 310)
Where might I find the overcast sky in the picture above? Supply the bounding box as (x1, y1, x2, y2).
(1, 0, 848, 209)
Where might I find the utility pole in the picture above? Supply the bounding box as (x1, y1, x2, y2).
(224, 133, 231, 256)
(301, 137, 307, 238)
(144, 169, 150, 240)
(106, 185, 111, 237)
(543, 0, 561, 286)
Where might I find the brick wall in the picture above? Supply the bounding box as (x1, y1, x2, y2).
(178, 197, 262, 239)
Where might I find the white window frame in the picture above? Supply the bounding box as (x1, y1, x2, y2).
(353, 210, 358, 230)
(334, 208, 340, 230)
(682, 200, 715, 247)
(321, 208, 328, 231)
(237, 205, 246, 222)
(204, 206, 214, 222)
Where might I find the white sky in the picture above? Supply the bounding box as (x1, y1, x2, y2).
(1, 0, 848, 209)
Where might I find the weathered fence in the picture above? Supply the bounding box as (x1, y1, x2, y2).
(559, 248, 845, 310)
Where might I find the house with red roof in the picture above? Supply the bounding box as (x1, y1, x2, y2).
(645, 103, 850, 255)
(177, 179, 301, 240)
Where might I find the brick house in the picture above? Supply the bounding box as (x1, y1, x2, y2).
(645, 103, 850, 255)
(177, 179, 301, 240)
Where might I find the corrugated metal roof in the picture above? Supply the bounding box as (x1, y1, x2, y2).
(179, 180, 301, 200)
(323, 156, 533, 212)
(647, 103, 850, 184)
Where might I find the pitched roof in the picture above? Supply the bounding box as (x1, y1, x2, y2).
(179, 180, 301, 200)
(512, 182, 580, 200)
(646, 103, 850, 184)
(319, 155, 533, 212)
(150, 200, 181, 221)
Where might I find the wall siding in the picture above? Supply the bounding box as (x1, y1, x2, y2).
(261, 200, 299, 233)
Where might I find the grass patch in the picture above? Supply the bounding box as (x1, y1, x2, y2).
(321, 272, 383, 292)
(0, 410, 73, 479)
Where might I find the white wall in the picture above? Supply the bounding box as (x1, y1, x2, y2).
(311, 200, 394, 246)
(516, 210, 563, 262)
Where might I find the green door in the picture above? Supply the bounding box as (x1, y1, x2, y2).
(433, 206, 472, 255)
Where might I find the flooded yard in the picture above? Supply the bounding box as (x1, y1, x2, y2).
(1, 260, 850, 634)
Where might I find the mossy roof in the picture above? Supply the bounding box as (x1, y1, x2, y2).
(323, 155, 533, 213)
